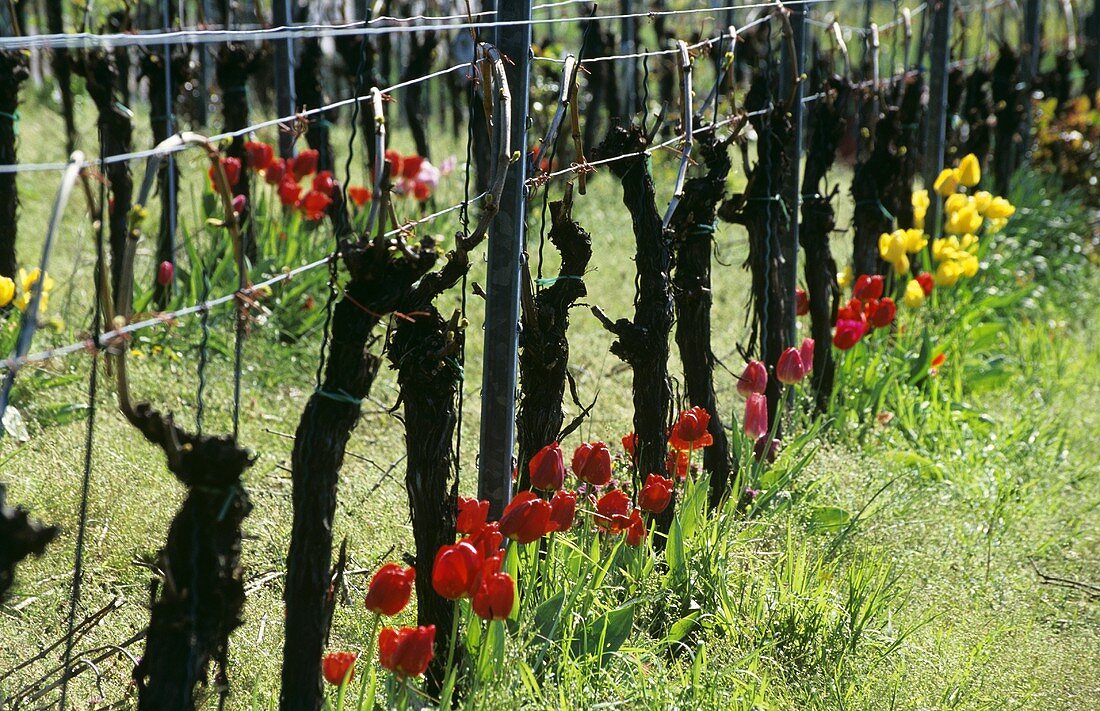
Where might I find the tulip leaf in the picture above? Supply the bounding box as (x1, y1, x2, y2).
(666, 517, 686, 582)
(664, 610, 701, 646)
(532, 591, 566, 644)
(570, 603, 635, 665)
(807, 506, 851, 533)
(678, 474, 708, 540)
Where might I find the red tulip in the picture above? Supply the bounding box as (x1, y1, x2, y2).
(638, 474, 674, 514)
(916, 271, 934, 296)
(472, 571, 515, 620)
(209, 156, 242, 190)
(464, 521, 503, 558)
(322, 651, 357, 685)
(853, 273, 884, 302)
(666, 448, 690, 479)
(621, 433, 638, 459)
(384, 149, 403, 176)
(348, 185, 372, 207)
(244, 141, 273, 171)
(594, 489, 632, 533)
(744, 393, 769, 439)
(432, 542, 482, 599)
(156, 260, 174, 287)
(833, 319, 867, 350)
(625, 510, 646, 546)
(299, 190, 333, 221)
(401, 155, 424, 180)
(290, 148, 319, 179)
(412, 181, 431, 202)
(456, 497, 489, 535)
(378, 625, 435, 678)
(837, 297, 868, 324)
(799, 338, 815, 374)
(572, 441, 612, 486)
(264, 157, 287, 185)
(548, 489, 577, 532)
(278, 177, 302, 206)
(499, 491, 552, 544)
(737, 360, 768, 397)
(795, 287, 809, 315)
(312, 170, 336, 197)
(776, 347, 806, 384)
(529, 442, 566, 491)
(364, 563, 415, 616)
(868, 297, 897, 328)
(231, 194, 247, 215)
(670, 406, 714, 450)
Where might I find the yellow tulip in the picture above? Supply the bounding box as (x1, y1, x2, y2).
(837, 265, 853, 290)
(912, 189, 930, 212)
(944, 193, 969, 214)
(987, 217, 1008, 234)
(960, 233, 979, 252)
(957, 153, 981, 187)
(972, 190, 993, 214)
(0, 276, 14, 307)
(934, 261, 963, 287)
(879, 231, 906, 263)
(891, 253, 910, 276)
(14, 290, 48, 313)
(985, 197, 1015, 219)
(933, 168, 960, 197)
(960, 254, 979, 277)
(903, 229, 928, 254)
(903, 279, 926, 308)
(18, 268, 54, 294)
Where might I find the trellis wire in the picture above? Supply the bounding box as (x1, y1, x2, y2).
(0, 0, 835, 52)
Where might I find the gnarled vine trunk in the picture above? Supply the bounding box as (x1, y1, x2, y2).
(0, 50, 29, 279)
(516, 186, 592, 489)
(669, 131, 734, 509)
(591, 124, 674, 538)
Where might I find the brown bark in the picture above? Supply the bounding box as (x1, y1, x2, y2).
(0, 483, 59, 602)
(0, 50, 28, 279)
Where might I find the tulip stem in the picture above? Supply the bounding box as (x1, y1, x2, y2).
(444, 601, 461, 677)
(355, 614, 381, 711)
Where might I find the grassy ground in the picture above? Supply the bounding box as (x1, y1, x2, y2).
(2, 82, 1099, 709)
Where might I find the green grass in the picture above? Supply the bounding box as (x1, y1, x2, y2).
(2, 83, 1099, 710)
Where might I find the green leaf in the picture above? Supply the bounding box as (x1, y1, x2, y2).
(808, 506, 851, 533)
(532, 591, 565, 644)
(664, 611, 701, 646)
(570, 603, 635, 666)
(666, 517, 686, 582)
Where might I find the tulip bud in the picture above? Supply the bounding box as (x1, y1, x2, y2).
(737, 360, 768, 397)
(364, 563, 415, 616)
(572, 441, 612, 486)
(799, 338, 815, 374)
(322, 651, 357, 686)
(638, 474, 674, 514)
(156, 260, 174, 287)
(744, 393, 769, 439)
(231, 193, 247, 215)
(530, 441, 567, 491)
(776, 347, 806, 384)
(795, 287, 809, 316)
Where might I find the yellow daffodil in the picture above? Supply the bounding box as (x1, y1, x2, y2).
(972, 190, 993, 214)
(944, 193, 969, 214)
(933, 168, 960, 197)
(0, 276, 14, 307)
(903, 279, 926, 307)
(985, 197, 1015, 219)
(903, 228, 928, 253)
(957, 153, 981, 187)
